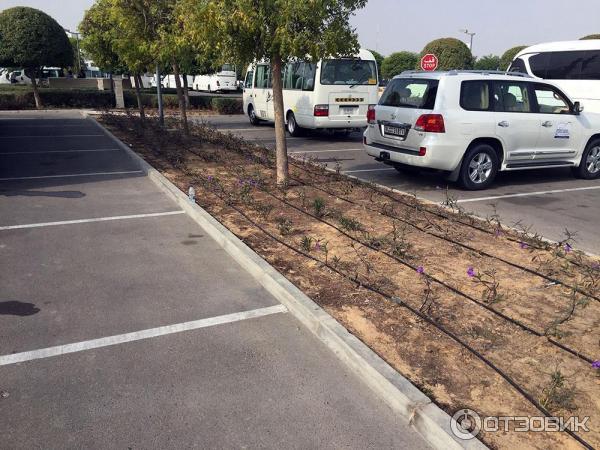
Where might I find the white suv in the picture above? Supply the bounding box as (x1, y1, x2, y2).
(363, 71, 600, 189)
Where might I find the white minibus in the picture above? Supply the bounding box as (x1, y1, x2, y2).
(193, 64, 238, 92)
(242, 49, 379, 135)
(509, 40, 600, 112)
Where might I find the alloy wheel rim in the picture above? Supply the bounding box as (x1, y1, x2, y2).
(468, 153, 493, 184)
(586, 146, 600, 174)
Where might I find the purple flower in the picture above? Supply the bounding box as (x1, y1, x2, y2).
(519, 242, 529, 250)
(592, 361, 600, 369)
(592, 262, 600, 271)
(315, 242, 321, 251)
(494, 229, 503, 237)
(467, 267, 476, 278)
(564, 243, 573, 253)
(207, 175, 213, 182)
(416, 266, 425, 275)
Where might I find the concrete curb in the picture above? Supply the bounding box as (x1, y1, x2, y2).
(84, 112, 487, 450)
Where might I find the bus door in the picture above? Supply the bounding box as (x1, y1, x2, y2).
(253, 64, 272, 120)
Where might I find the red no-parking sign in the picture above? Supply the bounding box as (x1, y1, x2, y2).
(421, 54, 439, 71)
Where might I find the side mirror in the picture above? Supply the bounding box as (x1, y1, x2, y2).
(573, 101, 584, 115)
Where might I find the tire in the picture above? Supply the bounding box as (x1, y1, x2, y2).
(248, 105, 260, 126)
(459, 144, 499, 190)
(572, 138, 600, 179)
(286, 112, 303, 137)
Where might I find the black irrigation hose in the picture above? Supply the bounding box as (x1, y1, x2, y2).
(246, 177, 595, 365)
(286, 165, 600, 304)
(199, 180, 594, 450)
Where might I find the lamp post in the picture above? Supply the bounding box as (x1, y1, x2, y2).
(459, 28, 476, 53)
(64, 28, 82, 75)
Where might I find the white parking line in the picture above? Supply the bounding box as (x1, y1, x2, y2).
(0, 211, 186, 231)
(343, 168, 396, 173)
(0, 304, 288, 366)
(456, 185, 600, 203)
(290, 148, 362, 154)
(0, 148, 121, 155)
(0, 124, 90, 128)
(0, 134, 104, 139)
(0, 170, 143, 181)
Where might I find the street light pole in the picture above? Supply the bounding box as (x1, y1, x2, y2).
(64, 28, 82, 75)
(459, 28, 476, 54)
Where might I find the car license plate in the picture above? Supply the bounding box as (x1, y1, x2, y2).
(341, 106, 357, 115)
(384, 125, 407, 138)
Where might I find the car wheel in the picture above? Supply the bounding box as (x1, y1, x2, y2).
(248, 105, 260, 126)
(286, 112, 303, 137)
(459, 144, 499, 190)
(572, 139, 600, 179)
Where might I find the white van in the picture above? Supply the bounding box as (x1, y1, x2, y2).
(509, 40, 600, 112)
(193, 64, 238, 92)
(163, 74, 194, 89)
(243, 49, 379, 135)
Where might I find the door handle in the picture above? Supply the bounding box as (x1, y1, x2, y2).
(497, 121, 509, 128)
(542, 121, 553, 127)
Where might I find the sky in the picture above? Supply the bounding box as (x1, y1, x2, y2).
(2, 0, 600, 57)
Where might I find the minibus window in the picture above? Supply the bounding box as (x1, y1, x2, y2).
(320, 59, 377, 86)
(303, 63, 316, 91)
(546, 52, 584, 79)
(221, 64, 235, 72)
(529, 53, 550, 78)
(255, 65, 269, 88)
(508, 57, 527, 74)
(581, 51, 600, 80)
(244, 70, 254, 89)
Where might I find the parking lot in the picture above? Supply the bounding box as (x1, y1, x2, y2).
(198, 114, 600, 255)
(0, 111, 429, 448)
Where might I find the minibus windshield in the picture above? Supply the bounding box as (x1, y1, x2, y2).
(320, 59, 377, 86)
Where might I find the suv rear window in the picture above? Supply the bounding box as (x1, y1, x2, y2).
(379, 78, 438, 109)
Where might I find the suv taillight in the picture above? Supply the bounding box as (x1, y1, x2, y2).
(415, 114, 445, 133)
(314, 104, 329, 117)
(367, 104, 376, 124)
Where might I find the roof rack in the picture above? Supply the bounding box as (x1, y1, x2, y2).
(399, 69, 532, 78)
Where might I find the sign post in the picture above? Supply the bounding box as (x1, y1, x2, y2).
(420, 54, 439, 71)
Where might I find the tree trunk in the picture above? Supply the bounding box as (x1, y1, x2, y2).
(134, 73, 146, 122)
(172, 62, 189, 135)
(271, 54, 289, 186)
(30, 71, 42, 109)
(182, 74, 190, 108)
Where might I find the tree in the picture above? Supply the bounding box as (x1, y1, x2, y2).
(500, 45, 527, 71)
(0, 7, 72, 108)
(417, 38, 473, 71)
(474, 54, 501, 71)
(183, 0, 367, 186)
(580, 34, 600, 40)
(368, 49, 384, 80)
(381, 51, 418, 79)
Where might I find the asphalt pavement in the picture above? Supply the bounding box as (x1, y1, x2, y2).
(0, 111, 430, 449)
(197, 114, 600, 255)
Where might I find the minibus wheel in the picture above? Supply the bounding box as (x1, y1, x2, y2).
(286, 112, 303, 137)
(248, 105, 260, 125)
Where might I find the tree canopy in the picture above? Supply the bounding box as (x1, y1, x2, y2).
(418, 38, 473, 70)
(182, 0, 368, 185)
(0, 6, 73, 108)
(0, 7, 72, 70)
(381, 51, 418, 79)
(500, 45, 527, 70)
(580, 34, 600, 40)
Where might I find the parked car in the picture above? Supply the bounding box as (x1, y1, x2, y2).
(9, 69, 31, 85)
(509, 40, 600, 113)
(364, 70, 600, 190)
(0, 68, 11, 84)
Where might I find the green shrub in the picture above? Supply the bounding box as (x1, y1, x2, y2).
(0, 88, 113, 109)
(381, 51, 418, 79)
(211, 97, 243, 114)
(418, 38, 473, 71)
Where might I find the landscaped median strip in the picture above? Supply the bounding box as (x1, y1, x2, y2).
(0, 210, 186, 231)
(0, 305, 288, 366)
(85, 112, 489, 450)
